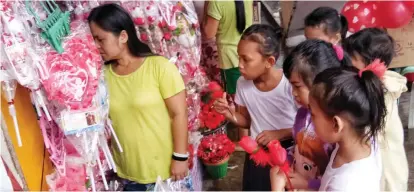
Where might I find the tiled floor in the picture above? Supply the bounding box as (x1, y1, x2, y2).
(203, 92, 413, 191)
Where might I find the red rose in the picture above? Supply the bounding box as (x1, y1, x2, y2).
(164, 32, 172, 41)
(268, 140, 287, 167)
(140, 33, 148, 41)
(134, 18, 145, 25)
(212, 90, 224, 99)
(192, 22, 200, 29)
(208, 81, 223, 92)
(147, 16, 155, 23)
(239, 136, 259, 154)
(168, 25, 177, 31)
(158, 20, 167, 28)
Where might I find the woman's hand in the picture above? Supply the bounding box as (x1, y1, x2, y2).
(170, 160, 188, 181)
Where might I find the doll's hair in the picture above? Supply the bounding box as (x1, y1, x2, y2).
(311, 67, 387, 143)
(296, 130, 329, 175)
(283, 39, 352, 88)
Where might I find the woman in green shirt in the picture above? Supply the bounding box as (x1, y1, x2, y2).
(203, 0, 253, 144)
(88, 4, 188, 190)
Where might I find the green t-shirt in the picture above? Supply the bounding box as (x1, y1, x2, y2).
(208, 0, 253, 69)
(105, 56, 185, 184)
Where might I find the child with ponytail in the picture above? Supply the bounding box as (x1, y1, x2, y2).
(304, 7, 348, 44)
(343, 27, 408, 191)
(270, 39, 352, 191)
(309, 64, 387, 191)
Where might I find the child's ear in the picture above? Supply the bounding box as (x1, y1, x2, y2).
(332, 115, 344, 133)
(266, 56, 276, 68)
(332, 33, 341, 45)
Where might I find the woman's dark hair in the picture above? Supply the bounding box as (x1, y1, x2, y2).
(88, 3, 154, 60)
(283, 39, 352, 88)
(305, 7, 348, 41)
(235, 1, 246, 34)
(241, 24, 283, 59)
(311, 67, 386, 143)
(343, 28, 395, 67)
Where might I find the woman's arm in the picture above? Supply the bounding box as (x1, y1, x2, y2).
(164, 90, 188, 180)
(203, 16, 219, 40)
(165, 90, 188, 154)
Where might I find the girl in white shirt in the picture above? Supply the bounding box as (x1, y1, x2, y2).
(213, 24, 297, 191)
(308, 65, 386, 191)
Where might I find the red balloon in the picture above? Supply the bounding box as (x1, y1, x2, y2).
(403, 1, 414, 9)
(341, 1, 380, 33)
(376, 1, 413, 28)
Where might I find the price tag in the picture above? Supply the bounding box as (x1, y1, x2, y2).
(61, 108, 102, 135)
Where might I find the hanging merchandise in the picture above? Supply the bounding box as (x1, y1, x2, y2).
(121, 1, 208, 134)
(25, 0, 71, 53)
(0, 1, 52, 147)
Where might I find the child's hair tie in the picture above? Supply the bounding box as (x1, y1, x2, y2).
(333, 44, 344, 61)
(358, 59, 387, 79)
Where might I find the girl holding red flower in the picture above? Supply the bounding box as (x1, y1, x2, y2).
(213, 24, 297, 191)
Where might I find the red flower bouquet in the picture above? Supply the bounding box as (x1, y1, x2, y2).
(197, 134, 235, 164)
(199, 82, 226, 131)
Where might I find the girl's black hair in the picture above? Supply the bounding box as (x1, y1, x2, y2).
(283, 39, 352, 88)
(241, 24, 283, 59)
(305, 7, 348, 41)
(235, 1, 246, 34)
(343, 28, 395, 67)
(88, 3, 154, 61)
(311, 67, 386, 143)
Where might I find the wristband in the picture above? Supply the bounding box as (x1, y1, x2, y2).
(172, 154, 188, 161)
(173, 152, 189, 158)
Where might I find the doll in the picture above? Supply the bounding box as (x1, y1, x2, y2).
(272, 130, 329, 191)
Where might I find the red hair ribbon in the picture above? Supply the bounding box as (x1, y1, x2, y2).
(333, 44, 344, 61)
(358, 59, 387, 79)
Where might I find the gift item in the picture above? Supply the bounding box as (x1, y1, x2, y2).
(199, 82, 226, 132)
(121, 1, 205, 133)
(197, 134, 235, 179)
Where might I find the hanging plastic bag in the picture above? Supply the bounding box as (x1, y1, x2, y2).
(153, 175, 194, 192)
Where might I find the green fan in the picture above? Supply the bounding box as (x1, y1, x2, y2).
(25, 0, 70, 53)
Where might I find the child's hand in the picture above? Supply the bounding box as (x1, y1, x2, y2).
(213, 93, 233, 118)
(256, 130, 279, 146)
(270, 166, 287, 191)
(288, 171, 308, 190)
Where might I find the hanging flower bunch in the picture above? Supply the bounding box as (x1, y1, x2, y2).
(199, 82, 226, 130)
(197, 134, 235, 164)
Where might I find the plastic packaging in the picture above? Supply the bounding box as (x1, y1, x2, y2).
(153, 175, 194, 192)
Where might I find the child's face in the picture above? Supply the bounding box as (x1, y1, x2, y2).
(237, 40, 274, 80)
(350, 53, 366, 70)
(308, 96, 338, 143)
(304, 26, 339, 45)
(289, 71, 310, 107)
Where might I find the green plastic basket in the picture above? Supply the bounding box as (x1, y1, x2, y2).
(25, 0, 71, 53)
(204, 157, 229, 179)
